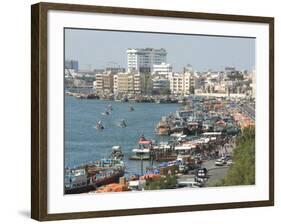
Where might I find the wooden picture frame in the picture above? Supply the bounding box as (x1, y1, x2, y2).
(31, 2, 274, 221)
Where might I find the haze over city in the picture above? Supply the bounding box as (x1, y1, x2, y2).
(65, 28, 255, 72)
(64, 28, 257, 195)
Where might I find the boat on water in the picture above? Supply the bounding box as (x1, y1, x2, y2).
(111, 146, 124, 159)
(65, 156, 125, 194)
(96, 121, 104, 130)
(65, 167, 125, 194)
(153, 141, 176, 162)
(119, 119, 127, 128)
(130, 135, 154, 160)
(155, 116, 172, 135)
(129, 106, 134, 112)
(101, 110, 110, 116)
(155, 120, 171, 135)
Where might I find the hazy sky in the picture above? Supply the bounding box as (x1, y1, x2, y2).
(65, 28, 255, 72)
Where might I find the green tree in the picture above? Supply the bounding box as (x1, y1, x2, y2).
(216, 127, 255, 186)
(145, 175, 177, 190)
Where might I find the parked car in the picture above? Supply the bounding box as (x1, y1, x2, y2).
(179, 164, 188, 173)
(196, 168, 208, 178)
(215, 159, 224, 166)
(226, 160, 233, 166)
(177, 180, 201, 188)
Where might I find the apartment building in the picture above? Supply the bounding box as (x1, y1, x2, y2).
(152, 63, 172, 77)
(169, 72, 197, 95)
(95, 72, 114, 93)
(113, 72, 142, 95)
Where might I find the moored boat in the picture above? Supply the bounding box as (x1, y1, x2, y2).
(64, 167, 125, 194)
(129, 134, 154, 160)
(65, 157, 125, 194)
(111, 145, 124, 159)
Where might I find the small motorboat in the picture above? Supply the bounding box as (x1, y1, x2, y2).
(101, 110, 110, 116)
(96, 121, 104, 130)
(129, 106, 134, 112)
(119, 119, 127, 128)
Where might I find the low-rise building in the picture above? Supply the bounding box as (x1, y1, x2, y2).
(113, 72, 142, 95)
(95, 72, 114, 93)
(169, 72, 197, 95)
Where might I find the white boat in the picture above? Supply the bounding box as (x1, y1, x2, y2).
(132, 148, 150, 153)
(96, 121, 104, 130)
(101, 110, 110, 116)
(129, 135, 153, 160)
(119, 119, 127, 128)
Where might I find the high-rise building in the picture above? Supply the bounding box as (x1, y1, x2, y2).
(65, 60, 79, 71)
(127, 48, 167, 73)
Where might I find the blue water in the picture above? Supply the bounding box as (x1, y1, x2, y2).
(65, 96, 180, 175)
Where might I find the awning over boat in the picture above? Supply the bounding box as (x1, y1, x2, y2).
(138, 140, 152, 144)
(174, 145, 192, 151)
(112, 145, 122, 150)
(132, 148, 150, 153)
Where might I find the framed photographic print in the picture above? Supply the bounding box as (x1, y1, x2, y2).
(31, 2, 274, 221)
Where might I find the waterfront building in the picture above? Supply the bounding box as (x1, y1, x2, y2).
(152, 77, 170, 90)
(113, 72, 142, 94)
(152, 63, 172, 77)
(127, 48, 167, 73)
(152, 77, 170, 94)
(65, 59, 79, 71)
(95, 72, 114, 93)
(169, 72, 197, 95)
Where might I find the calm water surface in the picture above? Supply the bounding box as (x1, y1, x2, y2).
(65, 96, 180, 175)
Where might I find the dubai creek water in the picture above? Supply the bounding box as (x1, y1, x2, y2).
(65, 96, 180, 175)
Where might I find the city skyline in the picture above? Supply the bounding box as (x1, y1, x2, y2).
(65, 28, 256, 72)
